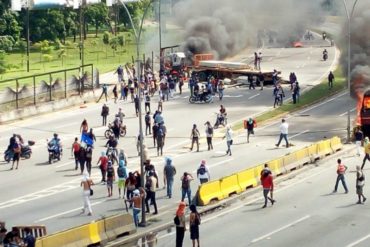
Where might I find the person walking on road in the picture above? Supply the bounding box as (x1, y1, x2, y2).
(97, 84, 108, 103)
(328, 71, 335, 89)
(163, 157, 176, 198)
(127, 188, 145, 227)
(189, 204, 201, 247)
(362, 137, 370, 170)
(101, 104, 109, 126)
(224, 125, 233, 156)
(81, 170, 94, 216)
(355, 127, 364, 156)
(197, 160, 210, 184)
(190, 124, 200, 152)
(181, 172, 194, 205)
(356, 165, 366, 204)
(275, 119, 289, 148)
(205, 121, 213, 150)
(260, 168, 275, 208)
(333, 159, 349, 193)
(175, 201, 186, 247)
(145, 171, 158, 215)
(244, 118, 255, 143)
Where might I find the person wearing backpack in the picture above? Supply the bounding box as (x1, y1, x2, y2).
(181, 172, 194, 205)
(145, 112, 152, 136)
(205, 121, 213, 151)
(189, 204, 201, 247)
(164, 157, 176, 198)
(117, 159, 128, 198)
(197, 160, 210, 184)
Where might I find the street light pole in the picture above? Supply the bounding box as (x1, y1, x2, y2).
(342, 0, 359, 143)
(119, 0, 155, 227)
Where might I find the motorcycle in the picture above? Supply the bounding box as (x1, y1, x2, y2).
(4, 140, 34, 162)
(189, 93, 213, 104)
(214, 113, 228, 129)
(47, 141, 62, 164)
(104, 123, 127, 139)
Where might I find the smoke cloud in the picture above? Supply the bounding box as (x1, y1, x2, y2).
(173, 0, 327, 59)
(339, 5, 370, 99)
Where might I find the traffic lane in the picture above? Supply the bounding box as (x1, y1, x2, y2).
(152, 148, 370, 247)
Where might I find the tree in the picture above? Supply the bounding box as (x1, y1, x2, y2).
(85, 3, 109, 37)
(0, 50, 6, 74)
(102, 31, 110, 58)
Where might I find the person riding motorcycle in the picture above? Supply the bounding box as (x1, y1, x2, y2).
(48, 133, 62, 155)
(323, 49, 328, 61)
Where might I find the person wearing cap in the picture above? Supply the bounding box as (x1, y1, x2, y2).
(223, 125, 233, 156)
(145, 171, 158, 215)
(197, 160, 210, 184)
(106, 161, 115, 197)
(97, 151, 108, 184)
(81, 170, 94, 216)
(175, 201, 187, 247)
(127, 187, 146, 227)
(205, 121, 213, 150)
(190, 124, 200, 152)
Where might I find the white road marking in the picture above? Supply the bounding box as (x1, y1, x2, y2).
(346, 233, 370, 247)
(250, 215, 311, 243)
(289, 129, 309, 139)
(248, 93, 260, 100)
(339, 107, 356, 117)
(191, 158, 233, 173)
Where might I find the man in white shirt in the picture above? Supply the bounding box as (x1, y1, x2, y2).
(276, 119, 289, 148)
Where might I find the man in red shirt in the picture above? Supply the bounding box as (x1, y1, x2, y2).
(261, 170, 275, 208)
(97, 152, 108, 184)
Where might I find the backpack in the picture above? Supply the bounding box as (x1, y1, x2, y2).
(117, 166, 127, 178)
(208, 127, 213, 135)
(197, 166, 206, 176)
(182, 176, 190, 189)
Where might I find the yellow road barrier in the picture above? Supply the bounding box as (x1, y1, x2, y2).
(219, 174, 242, 198)
(198, 180, 223, 206)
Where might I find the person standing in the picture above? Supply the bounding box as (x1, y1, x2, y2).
(81, 170, 94, 216)
(101, 104, 109, 126)
(328, 71, 335, 89)
(244, 118, 255, 143)
(356, 165, 366, 204)
(224, 126, 233, 156)
(197, 160, 210, 184)
(145, 172, 158, 215)
(175, 201, 186, 247)
(275, 119, 289, 148)
(181, 172, 194, 205)
(205, 121, 213, 150)
(355, 127, 364, 156)
(190, 124, 200, 152)
(97, 84, 108, 103)
(260, 168, 275, 208)
(163, 157, 176, 199)
(144, 93, 151, 113)
(333, 159, 349, 193)
(128, 188, 146, 227)
(189, 204, 201, 247)
(145, 112, 152, 136)
(97, 152, 108, 184)
(106, 161, 115, 197)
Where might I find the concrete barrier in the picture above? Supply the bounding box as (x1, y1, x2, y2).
(237, 168, 258, 190)
(198, 180, 223, 206)
(104, 214, 136, 241)
(330, 136, 343, 152)
(219, 174, 242, 198)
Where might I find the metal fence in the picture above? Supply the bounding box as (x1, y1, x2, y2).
(0, 64, 98, 112)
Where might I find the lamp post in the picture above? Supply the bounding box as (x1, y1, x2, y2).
(118, 0, 155, 227)
(342, 0, 359, 143)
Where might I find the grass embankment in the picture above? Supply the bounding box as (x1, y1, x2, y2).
(232, 67, 346, 131)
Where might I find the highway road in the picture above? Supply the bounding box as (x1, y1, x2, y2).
(0, 34, 350, 235)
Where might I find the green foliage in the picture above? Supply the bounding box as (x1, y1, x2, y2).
(0, 35, 15, 51)
(0, 50, 6, 74)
